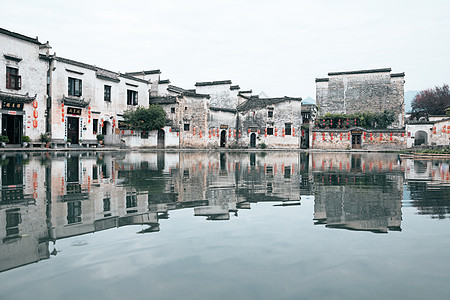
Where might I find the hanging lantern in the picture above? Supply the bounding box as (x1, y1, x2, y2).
(62, 118, 65, 123)
(33, 120, 38, 128)
(32, 100, 38, 109)
(257, 129, 260, 134)
(61, 102, 64, 107)
(248, 129, 251, 133)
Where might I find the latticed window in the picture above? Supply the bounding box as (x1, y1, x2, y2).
(127, 90, 138, 105)
(6, 67, 21, 90)
(68, 77, 82, 96)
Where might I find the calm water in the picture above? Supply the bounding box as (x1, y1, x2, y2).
(0, 151, 449, 300)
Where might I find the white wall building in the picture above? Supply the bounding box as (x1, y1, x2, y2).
(0, 28, 51, 145)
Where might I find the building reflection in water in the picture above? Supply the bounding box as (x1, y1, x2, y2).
(310, 153, 403, 233)
(1, 151, 450, 272)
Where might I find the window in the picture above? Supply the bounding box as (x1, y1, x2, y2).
(93, 119, 98, 134)
(68, 77, 82, 97)
(267, 127, 274, 135)
(6, 67, 21, 90)
(67, 201, 82, 224)
(171, 107, 175, 113)
(103, 198, 111, 212)
(6, 210, 21, 236)
(184, 124, 190, 131)
(268, 108, 274, 118)
(104, 85, 111, 102)
(126, 193, 138, 213)
(127, 90, 138, 105)
(285, 123, 291, 135)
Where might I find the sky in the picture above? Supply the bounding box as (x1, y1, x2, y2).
(1, 0, 449, 99)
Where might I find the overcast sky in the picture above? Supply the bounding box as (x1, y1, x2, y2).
(1, 0, 449, 99)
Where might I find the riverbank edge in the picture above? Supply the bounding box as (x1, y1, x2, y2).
(0, 146, 413, 154)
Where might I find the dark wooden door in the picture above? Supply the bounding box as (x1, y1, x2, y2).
(67, 117, 79, 144)
(352, 134, 361, 149)
(250, 133, 256, 148)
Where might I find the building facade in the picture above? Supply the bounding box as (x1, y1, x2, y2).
(312, 68, 407, 150)
(0, 28, 50, 145)
(1, 28, 302, 149)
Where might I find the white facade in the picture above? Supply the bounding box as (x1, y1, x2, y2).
(47, 57, 151, 146)
(0, 28, 50, 144)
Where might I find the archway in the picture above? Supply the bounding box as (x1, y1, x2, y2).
(102, 121, 110, 136)
(414, 130, 428, 146)
(220, 130, 227, 147)
(157, 129, 165, 148)
(250, 133, 256, 148)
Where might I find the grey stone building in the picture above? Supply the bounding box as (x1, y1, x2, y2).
(315, 68, 405, 128)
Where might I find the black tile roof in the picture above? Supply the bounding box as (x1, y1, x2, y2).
(328, 68, 392, 76)
(159, 79, 170, 84)
(118, 73, 149, 84)
(195, 80, 232, 87)
(230, 85, 240, 90)
(96, 68, 120, 82)
(0, 91, 36, 103)
(125, 70, 161, 76)
(0, 28, 42, 45)
(61, 95, 91, 108)
(210, 107, 237, 113)
(391, 72, 405, 78)
(237, 96, 302, 111)
(167, 85, 210, 98)
(149, 96, 178, 104)
(315, 78, 329, 82)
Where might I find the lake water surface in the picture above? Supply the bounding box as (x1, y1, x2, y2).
(0, 151, 449, 299)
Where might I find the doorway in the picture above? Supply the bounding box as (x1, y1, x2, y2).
(2, 114, 23, 144)
(351, 134, 362, 149)
(414, 130, 428, 146)
(157, 129, 165, 148)
(67, 117, 79, 144)
(250, 133, 256, 148)
(220, 130, 227, 147)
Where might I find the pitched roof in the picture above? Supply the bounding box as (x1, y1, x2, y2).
(328, 68, 392, 76)
(0, 28, 42, 45)
(149, 96, 178, 104)
(195, 80, 232, 87)
(167, 85, 210, 98)
(125, 70, 161, 76)
(237, 96, 302, 111)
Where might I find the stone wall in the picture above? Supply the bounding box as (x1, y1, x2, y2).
(316, 68, 405, 128)
(311, 128, 406, 150)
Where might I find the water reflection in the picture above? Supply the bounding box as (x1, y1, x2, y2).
(1, 151, 450, 273)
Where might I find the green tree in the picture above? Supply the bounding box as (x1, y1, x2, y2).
(123, 105, 166, 131)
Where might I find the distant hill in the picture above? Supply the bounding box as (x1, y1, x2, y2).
(405, 90, 419, 113)
(302, 96, 315, 104)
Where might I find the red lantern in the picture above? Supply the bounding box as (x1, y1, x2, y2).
(61, 102, 64, 107)
(248, 129, 251, 133)
(33, 120, 38, 128)
(32, 100, 38, 109)
(62, 118, 65, 122)
(33, 110, 38, 118)
(257, 129, 260, 134)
